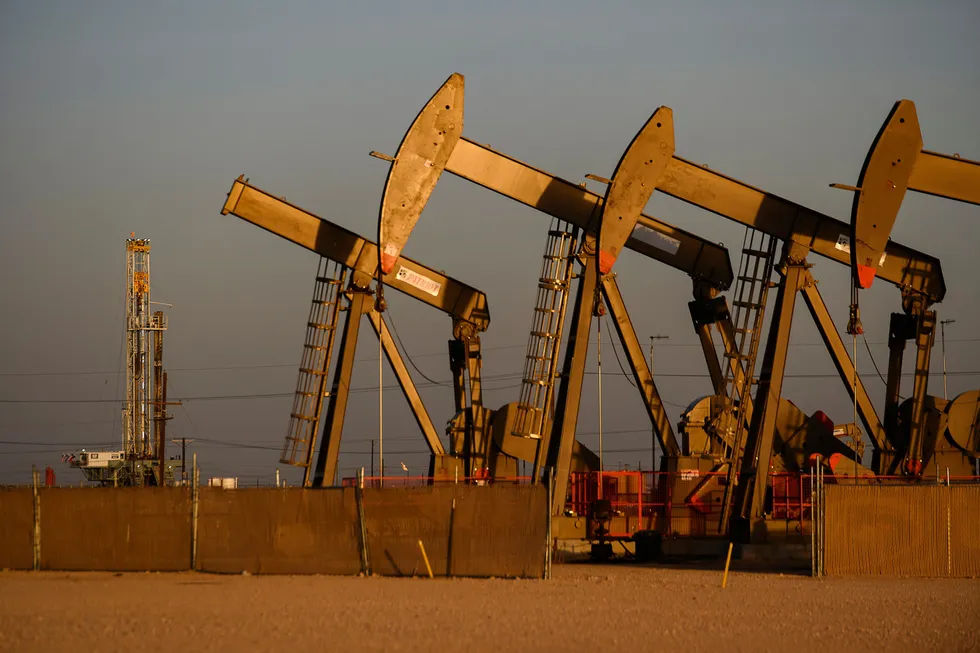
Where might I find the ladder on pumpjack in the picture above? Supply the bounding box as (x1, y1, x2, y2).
(512, 221, 580, 456)
(717, 227, 778, 532)
(280, 259, 348, 484)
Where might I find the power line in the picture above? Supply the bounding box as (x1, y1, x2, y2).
(1, 369, 976, 404)
(0, 371, 527, 404)
(4, 337, 977, 378)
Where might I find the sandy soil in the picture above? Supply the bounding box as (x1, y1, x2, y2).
(1, 564, 977, 653)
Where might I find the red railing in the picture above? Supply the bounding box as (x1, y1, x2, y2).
(340, 474, 533, 489)
(566, 470, 816, 539)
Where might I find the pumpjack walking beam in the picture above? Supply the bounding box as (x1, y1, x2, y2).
(223, 177, 490, 330)
(221, 177, 490, 485)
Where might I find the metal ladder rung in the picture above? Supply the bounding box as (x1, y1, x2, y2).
(521, 378, 549, 387)
(298, 367, 330, 376)
(742, 248, 771, 258)
(732, 301, 762, 310)
(723, 352, 751, 361)
(303, 344, 331, 351)
(538, 280, 568, 291)
(525, 353, 551, 362)
(529, 330, 559, 339)
(294, 389, 330, 397)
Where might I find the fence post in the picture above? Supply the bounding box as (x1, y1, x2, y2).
(191, 453, 199, 571)
(447, 496, 456, 578)
(818, 460, 825, 577)
(810, 465, 815, 578)
(946, 469, 952, 577)
(32, 465, 40, 571)
(355, 468, 371, 576)
(545, 466, 554, 580)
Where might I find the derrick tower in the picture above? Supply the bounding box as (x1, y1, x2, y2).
(124, 233, 167, 458)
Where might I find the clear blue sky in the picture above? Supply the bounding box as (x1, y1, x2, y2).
(1, 0, 978, 485)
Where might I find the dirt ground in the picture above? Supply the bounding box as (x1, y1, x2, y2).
(1, 564, 977, 653)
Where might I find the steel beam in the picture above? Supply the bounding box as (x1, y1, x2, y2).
(695, 322, 727, 397)
(906, 310, 936, 473)
(735, 254, 808, 522)
(445, 139, 734, 289)
(799, 274, 887, 451)
(909, 150, 980, 205)
(366, 310, 445, 456)
(884, 314, 913, 439)
(222, 177, 490, 332)
(547, 256, 599, 513)
(448, 339, 469, 416)
(654, 156, 946, 303)
(601, 275, 680, 457)
(312, 289, 372, 487)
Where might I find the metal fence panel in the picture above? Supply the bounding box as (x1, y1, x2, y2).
(360, 484, 547, 578)
(39, 488, 191, 571)
(824, 485, 979, 577)
(950, 486, 980, 577)
(196, 488, 360, 575)
(0, 489, 34, 570)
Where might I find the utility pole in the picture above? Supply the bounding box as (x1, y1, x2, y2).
(171, 437, 195, 484)
(649, 334, 669, 471)
(940, 319, 955, 400)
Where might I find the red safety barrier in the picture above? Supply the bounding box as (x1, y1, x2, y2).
(340, 475, 533, 489)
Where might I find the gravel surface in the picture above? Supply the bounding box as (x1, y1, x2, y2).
(1, 564, 977, 653)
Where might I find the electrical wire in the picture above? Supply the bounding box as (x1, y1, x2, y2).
(863, 334, 906, 401)
(3, 338, 976, 377)
(603, 313, 637, 390)
(384, 305, 448, 386)
(3, 369, 976, 404)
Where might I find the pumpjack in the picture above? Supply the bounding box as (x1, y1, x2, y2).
(220, 177, 494, 486)
(832, 98, 980, 477)
(372, 74, 979, 545)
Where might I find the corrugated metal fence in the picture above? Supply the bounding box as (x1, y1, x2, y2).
(821, 485, 980, 577)
(0, 485, 547, 578)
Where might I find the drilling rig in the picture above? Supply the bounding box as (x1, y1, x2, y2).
(68, 234, 180, 486)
